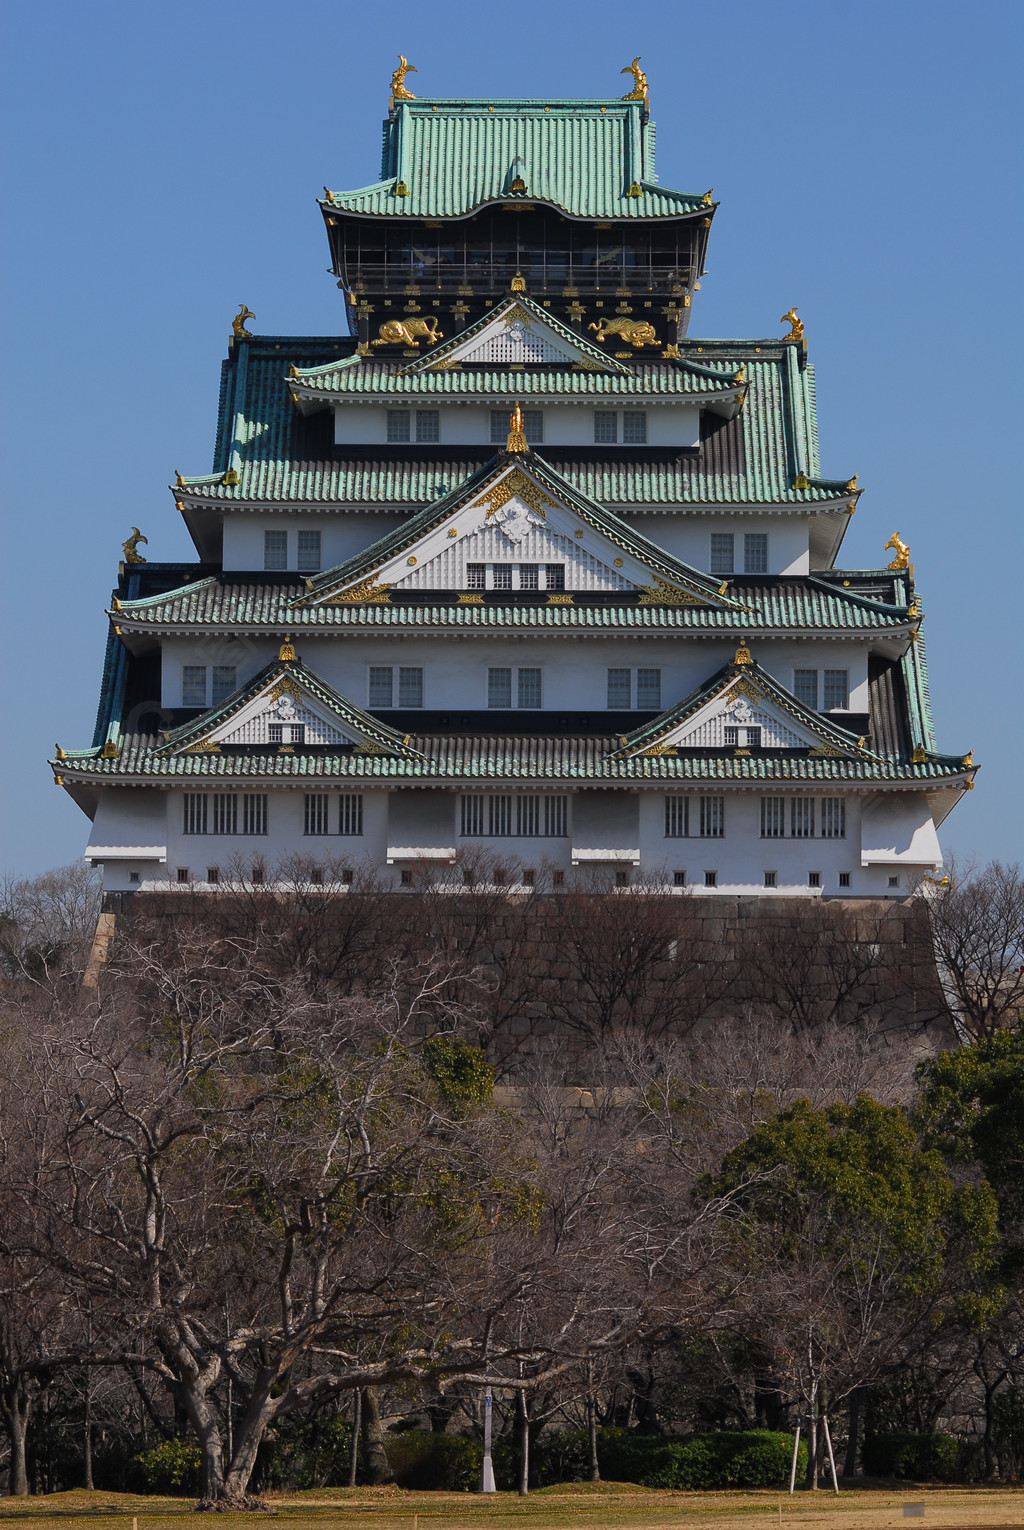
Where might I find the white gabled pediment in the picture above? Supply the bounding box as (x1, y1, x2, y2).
(203, 677, 366, 749)
(422, 303, 609, 371)
(654, 676, 833, 754)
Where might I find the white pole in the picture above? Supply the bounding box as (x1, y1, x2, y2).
(822, 1414, 840, 1495)
(481, 1388, 496, 1492)
(788, 1422, 801, 1494)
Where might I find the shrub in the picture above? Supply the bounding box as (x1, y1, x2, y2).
(384, 1430, 483, 1491)
(597, 1427, 803, 1489)
(132, 1438, 202, 1495)
(862, 1431, 959, 1481)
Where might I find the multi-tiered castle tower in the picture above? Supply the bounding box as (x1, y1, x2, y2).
(55, 63, 975, 894)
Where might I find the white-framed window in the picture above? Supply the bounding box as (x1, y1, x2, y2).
(243, 794, 267, 836)
(519, 563, 539, 590)
(212, 793, 237, 835)
(545, 563, 565, 590)
(264, 530, 288, 570)
(469, 564, 563, 592)
(415, 409, 439, 443)
(466, 564, 486, 589)
(823, 669, 849, 709)
(607, 668, 631, 708)
(594, 411, 618, 443)
(339, 794, 363, 836)
(791, 798, 815, 838)
(211, 666, 237, 705)
(368, 666, 423, 709)
(493, 564, 513, 590)
(636, 669, 662, 709)
(761, 798, 786, 838)
(608, 668, 662, 708)
(665, 796, 689, 838)
(725, 724, 762, 748)
(460, 794, 566, 837)
(760, 796, 845, 838)
(387, 409, 411, 443)
(665, 796, 724, 838)
(297, 530, 322, 573)
(710, 533, 734, 575)
(744, 533, 768, 573)
(304, 795, 330, 836)
(182, 666, 207, 707)
(183, 793, 207, 834)
(487, 667, 542, 708)
(794, 669, 818, 709)
(490, 409, 543, 443)
(622, 411, 647, 444)
(699, 798, 725, 838)
(820, 798, 846, 839)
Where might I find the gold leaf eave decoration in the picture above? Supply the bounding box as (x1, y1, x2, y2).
(637, 577, 705, 606)
(472, 468, 558, 521)
(329, 577, 393, 604)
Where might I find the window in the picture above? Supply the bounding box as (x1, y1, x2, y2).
(369, 667, 394, 708)
(791, 798, 815, 838)
(622, 411, 647, 444)
(212, 793, 237, 835)
(725, 725, 761, 749)
(820, 798, 846, 839)
(207, 867, 220, 884)
(744, 533, 768, 573)
(545, 564, 565, 590)
(268, 723, 284, 743)
(251, 861, 266, 884)
(699, 797, 724, 838)
(415, 409, 439, 443)
(665, 797, 689, 838)
(823, 669, 849, 709)
(340, 794, 363, 836)
(489, 795, 513, 836)
(522, 868, 535, 886)
(398, 667, 423, 707)
(243, 794, 267, 836)
(493, 564, 513, 590)
(607, 669, 632, 709)
(297, 530, 322, 573)
(460, 794, 565, 837)
(543, 795, 567, 836)
(182, 666, 207, 707)
(794, 669, 818, 709)
(211, 666, 236, 705)
(401, 869, 413, 885)
(488, 668, 512, 708)
(673, 870, 687, 887)
(518, 668, 542, 708)
(466, 564, 486, 589)
(636, 669, 662, 710)
(183, 793, 207, 834)
(304, 795, 330, 836)
(710, 533, 734, 575)
(594, 411, 618, 443)
(387, 409, 410, 443)
(489, 409, 543, 443)
(176, 867, 190, 883)
(839, 871, 851, 888)
(615, 870, 630, 887)
(128, 870, 140, 883)
(704, 870, 718, 888)
(808, 871, 821, 888)
(309, 867, 324, 885)
(461, 796, 484, 836)
(764, 870, 777, 888)
(519, 563, 539, 590)
(761, 798, 786, 838)
(552, 869, 565, 886)
(264, 530, 288, 571)
(340, 867, 353, 884)
(888, 875, 900, 889)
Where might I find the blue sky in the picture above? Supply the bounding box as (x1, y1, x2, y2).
(2, 0, 1021, 876)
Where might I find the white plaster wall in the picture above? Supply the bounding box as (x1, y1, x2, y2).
(221, 512, 408, 573)
(332, 402, 700, 449)
(627, 514, 811, 576)
(159, 635, 871, 716)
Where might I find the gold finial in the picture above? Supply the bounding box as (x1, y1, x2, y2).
(780, 307, 805, 343)
(391, 55, 417, 100)
(621, 57, 649, 102)
(278, 637, 297, 663)
(857, 736, 866, 748)
(733, 367, 745, 384)
(323, 187, 336, 203)
(100, 739, 119, 759)
(122, 526, 148, 564)
(911, 744, 928, 764)
(846, 474, 859, 493)
(175, 470, 185, 487)
(506, 402, 528, 453)
(55, 744, 66, 759)
(885, 531, 911, 571)
(232, 304, 256, 339)
(962, 749, 974, 768)
(288, 364, 299, 378)
(393, 180, 409, 197)
(793, 473, 810, 490)
(627, 181, 643, 197)
(510, 271, 526, 292)
(702, 188, 714, 206)
(733, 642, 752, 667)
(718, 581, 729, 596)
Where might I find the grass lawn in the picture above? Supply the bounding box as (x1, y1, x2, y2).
(0, 1482, 1020, 1529)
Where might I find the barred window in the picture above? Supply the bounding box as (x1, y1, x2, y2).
(820, 797, 846, 839)
(636, 669, 662, 709)
(339, 794, 363, 836)
(386, 409, 410, 443)
(268, 723, 284, 743)
(710, 533, 734, 575)
(488, 795, 514, 836)
(415, 409, 439, 443)
(607, 668, 631, 708)
(622, 411, 647, 444)
(304, 795, 330, 836)
(264, 530, 288, 571)
(488, 668, 512, 708)
(744, 533, 768, 573)
(794, 669, 818, 709)
(544, 795, 567, 837)
(369, 667, 394, 708)
(183, 793, 207, 834)
(761, 797, 786, 838)
(791, 798, 815, 838)
(182, 666, 207, 707)
(297, 530, 322, 573)
(466, 563, 486, 589)
(398, 667, 423, 707)
(492, 564, 513, 590)
(517, 796, 540, 837)
(665, 796, 689, 838)
(594, 411, 617, 444)
(545, 564, 565, 590)
(823, 668, 849, 709)
(243, 794, 267, 836)
(211, 666, 236, 705)
(461, 795, 485, 836)
(519, 563, 539, 590)
(518, 668, 542, 708)
(699, 797, 725, 838)
(212, 793, 237, 835)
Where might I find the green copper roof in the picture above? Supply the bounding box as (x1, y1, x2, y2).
(321, 100, 710, 222)
(114, 574, 914, 636)
(177, 337, 849, 510)
(291, 357, 742, 402)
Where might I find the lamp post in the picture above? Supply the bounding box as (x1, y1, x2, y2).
(480, 1388, 496, 1492)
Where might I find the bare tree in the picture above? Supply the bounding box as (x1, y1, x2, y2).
(927, 861, 1024, 1040)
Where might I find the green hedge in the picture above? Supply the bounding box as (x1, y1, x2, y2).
(384, 1430, 483, 1491)
(131, 1439, 202, 1495)
(597, 1428, 804, 1489)
(862, 1431, 959, 1481)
